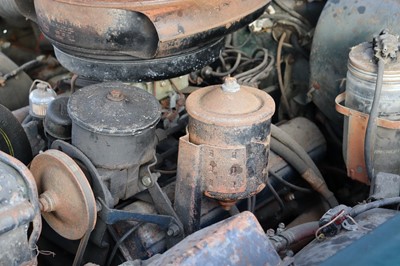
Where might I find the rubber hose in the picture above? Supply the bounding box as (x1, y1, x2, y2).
(350, 197, 400, 217)
(272, 221, 319, 251)
(271, 124, 323, 180)
(271, 138, 338, 207)
(365, 59, 385, 181)
(0, 104, 32, 164)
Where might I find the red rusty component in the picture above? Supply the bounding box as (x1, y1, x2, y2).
(147, 211, 281, 265)
(183, 77, 275, 202)
(336, 92, 400, 184)
(175, 78, 274, 234)
(30, 149, 96, 240)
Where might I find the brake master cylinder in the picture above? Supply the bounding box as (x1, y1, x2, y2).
(175, 77, 275, 234)
(68, 82, 161, 201)
(336, 31, 400, 184)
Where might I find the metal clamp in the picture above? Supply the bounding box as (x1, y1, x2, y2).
(335, 92, 400, 184)
(335, 92, 400, 130)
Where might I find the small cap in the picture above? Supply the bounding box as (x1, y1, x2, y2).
(221, 77, 240, 93)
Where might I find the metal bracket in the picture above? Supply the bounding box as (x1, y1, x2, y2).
(98, 198, 180, 232)
(335, 92, 400, 184)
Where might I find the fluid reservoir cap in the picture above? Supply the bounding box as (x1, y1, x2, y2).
(186, 78, 275, 127)
(68, 82, 161, 136)
(349, 42, 400, 78)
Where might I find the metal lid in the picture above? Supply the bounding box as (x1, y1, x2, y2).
(186, 78, 275, 127)
(349, 42, 400, 82)
(68, 82, 161, 136)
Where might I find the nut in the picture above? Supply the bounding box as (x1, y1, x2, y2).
(221, 77, 240, 93)
(107, 90, 125, 101)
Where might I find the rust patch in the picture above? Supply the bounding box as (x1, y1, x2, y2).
(336, 92, 400, 184)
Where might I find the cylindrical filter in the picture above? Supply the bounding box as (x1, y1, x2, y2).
(68, 82, 161, 170)
(337, 42, 400, 183)
(184, 77, 275, 202)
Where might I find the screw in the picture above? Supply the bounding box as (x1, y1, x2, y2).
(107, 90, 125, 101)
(221, 77, 240, 93)
(141, 176, 152, 187)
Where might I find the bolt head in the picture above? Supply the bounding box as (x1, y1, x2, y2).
(141, 176, 152, 187)
(107, 90, 125, 101)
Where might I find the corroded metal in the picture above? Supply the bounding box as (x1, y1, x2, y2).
(33, 0, 269, 81)
(336, 91, 400, 184)
(68, 82, 161, 200)
(30, 149, 96, 240)
(175, 78, 275, 234)
(0, 151, 41, 265)
(146, 211, 281, 265)
(185, 78, 275, 201)
(34, 0, 268, 58)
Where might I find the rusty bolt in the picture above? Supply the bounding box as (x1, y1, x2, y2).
(266, 228, 275, 237)
(107, 89, 125, 102)
(141, 176, 152, 187)
(167, 224, 180, 237)
(221, 77, 240, 93)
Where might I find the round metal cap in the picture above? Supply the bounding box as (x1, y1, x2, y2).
(30, 149, 96, 240)
(68, 82, 161, 136)
(186, 82, 275, 127)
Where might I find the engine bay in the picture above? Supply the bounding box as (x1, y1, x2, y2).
(1, 0, 400, 265)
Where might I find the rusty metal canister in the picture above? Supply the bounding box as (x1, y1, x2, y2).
(68, 82, 161, 170)
(337, 42, 400, 183)
(184, 77, 275, 202)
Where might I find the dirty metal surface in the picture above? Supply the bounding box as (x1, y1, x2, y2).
(68, 82, 159, 170)
(336, 92, 400, 184)
(34, 0, 268, 81)
(175, 80, 274, 233)
(111, 201, 167, 261)
(185, 80, 274, 200)
(30, 149, 96, 240)
(310, 0, 400, 129)
(295, 208, 397, 266)
(187, 83, 275, 130)
(0, 151, 41, 265)
(147, 211, 281, 266)
(35, 0, 268, 58)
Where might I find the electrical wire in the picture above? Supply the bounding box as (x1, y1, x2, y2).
(106, 223, 143, 266)
(349, 197, 400, 217)
(269, 171, 312, 193)
(276, 32, 294, 118)
(365, 59, 385, 181)
(315, 209, 345, 240)
(210, 52, 242, 77)
(267, 181, 285, 211)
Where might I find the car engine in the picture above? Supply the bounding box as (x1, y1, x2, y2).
(1, 0, 400, 265)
